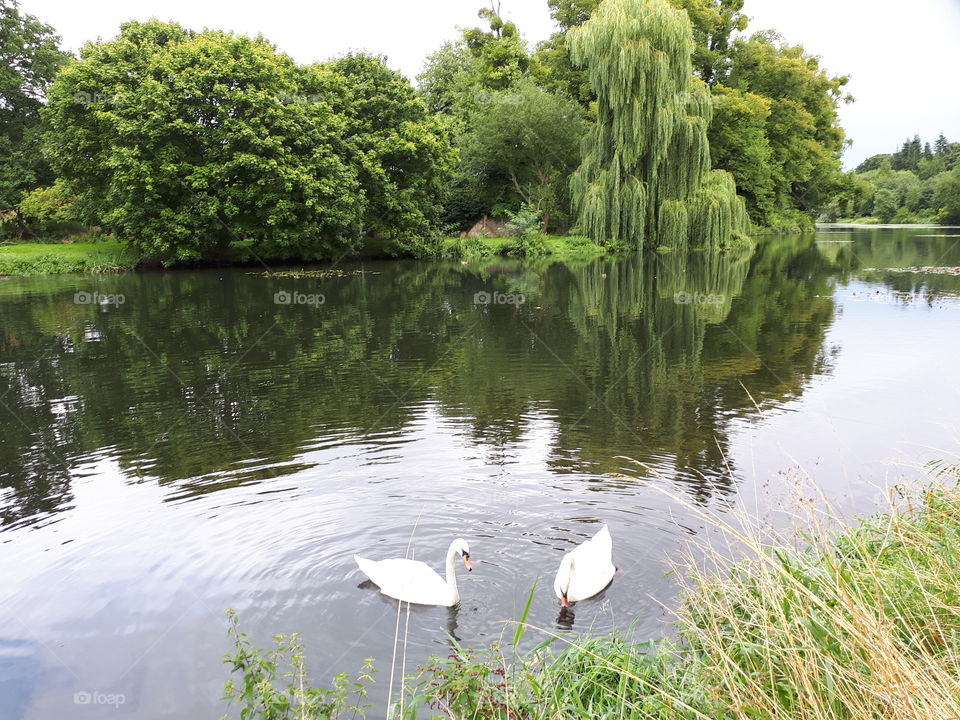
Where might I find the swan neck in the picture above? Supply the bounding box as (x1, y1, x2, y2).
(445, 542, 459, 590)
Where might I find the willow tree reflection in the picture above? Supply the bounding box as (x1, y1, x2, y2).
(0, 236, 842, 528)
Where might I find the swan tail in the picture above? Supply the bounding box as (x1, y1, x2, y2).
(354, 554, 378, 581)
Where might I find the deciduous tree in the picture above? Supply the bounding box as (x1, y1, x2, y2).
(43, 21, 365, 262)
(0, 0, 69, 210)
(459, 82, 587, 232)
(568, 0, 748, 250)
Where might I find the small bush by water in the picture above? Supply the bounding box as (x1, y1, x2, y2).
(221, 482, 960, 720)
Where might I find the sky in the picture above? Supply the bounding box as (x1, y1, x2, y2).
(18, 0, 960, 169)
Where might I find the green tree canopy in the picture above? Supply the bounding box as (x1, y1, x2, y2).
(934, 164, 960, 225)
(321, 53, 456, 249)
(568, 0, 748, 251)
(717, 31, 849, 227)
(417, 4, 588, 230)
(844, 133, 958, 225)
(462, 2, 529, 91)
(42, 22, 454, 261)
(43, 20, 365, 262)
(531, 0, 848, 229)
(418, 4, 530, 116)
(533, 0, 746, 105)
(458, 81, 588, 232)
(0, 0, 69, 209)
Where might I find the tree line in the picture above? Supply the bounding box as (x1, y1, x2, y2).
(823, 133, 960, 224)
(421, 0, 852, 236)
(0, 0, 939, 263)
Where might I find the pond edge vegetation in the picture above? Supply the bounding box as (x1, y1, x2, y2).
(221, 471, 960, 719)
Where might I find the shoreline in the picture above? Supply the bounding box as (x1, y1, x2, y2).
(0, 236, 609, 276)
(5, 223, 955, 277)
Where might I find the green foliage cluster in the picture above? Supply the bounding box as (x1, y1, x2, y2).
(0, 0, 867, 259)
(16, 179, 79, 235)
(834, 133, 960, 224)
(0, 0, 70, 214)
(460, 82, 587, 234)
(528, 0, 850, 232)
(502, 203, 549, 257)
(41, 22, 454, 263)
(418, 7, 589, 234)
(709, 32, 850, 229)
(221, 609, 375, 719)
(568, 0, 749, 251)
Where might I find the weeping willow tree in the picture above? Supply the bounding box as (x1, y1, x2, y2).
(569, 0, 749, 252)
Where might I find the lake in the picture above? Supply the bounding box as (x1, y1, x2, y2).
(2, 225, 960, 718)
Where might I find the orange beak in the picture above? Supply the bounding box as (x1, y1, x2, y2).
(560, 593, 569, 608)
(463, 555, 473, 572)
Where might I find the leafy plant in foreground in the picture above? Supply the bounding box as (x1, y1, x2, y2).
(221, 609, 375, 720)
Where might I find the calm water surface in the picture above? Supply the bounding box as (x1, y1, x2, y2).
(1, 226, 960, 718)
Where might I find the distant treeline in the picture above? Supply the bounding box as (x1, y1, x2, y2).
(823, 133, 960, 224)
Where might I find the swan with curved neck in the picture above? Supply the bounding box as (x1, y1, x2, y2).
(354, 538, 472, 607)
(554, 524, 615, 607)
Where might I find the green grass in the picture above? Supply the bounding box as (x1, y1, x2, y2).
(441, 233, 610, 261)
(830, 215, 940, 226)
(831, 217, 883, 225)
(0, 231, 753, 276)
(220, 480, 960, 720)
(0, 237, 404, 276)
(0, 240, 138, 275)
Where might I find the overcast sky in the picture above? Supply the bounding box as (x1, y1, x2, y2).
(19, 0, 960, 169)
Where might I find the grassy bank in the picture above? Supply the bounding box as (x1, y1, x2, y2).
(0, 234, 611, 276)
(222, 481, 960, 719)
(0, 240, 138, 274)
(441, 234, 609, 262)
(419, 483, 960, 719)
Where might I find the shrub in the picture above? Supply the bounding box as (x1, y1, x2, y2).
(503, 204, 548, 258)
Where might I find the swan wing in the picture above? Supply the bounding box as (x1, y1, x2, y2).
(566, 525, 616, 602)
(577, 524, 612, 560)
(354, 555, 453, 606)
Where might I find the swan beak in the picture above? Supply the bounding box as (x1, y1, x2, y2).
(560, 593, 569, 608)
(463, 554, 473, 572)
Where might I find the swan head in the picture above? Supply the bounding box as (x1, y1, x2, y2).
(452, 538, 472, 572)
(554, 554, 574, 607)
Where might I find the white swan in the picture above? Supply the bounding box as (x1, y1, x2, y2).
(354, 538, 472, 607)
(554, 524, 615, 607)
